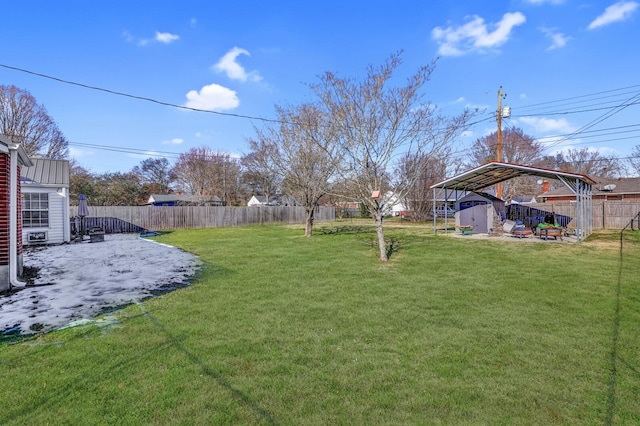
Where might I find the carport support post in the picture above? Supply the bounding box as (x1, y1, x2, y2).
(573, 177, 593, 242)
(432, 188, 437, 234)
(444, 188, 450, 232)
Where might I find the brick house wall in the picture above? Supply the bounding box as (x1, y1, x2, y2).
(16, 163, 23, 268)
(542, 194, 640, 202)
(0, 151, 24, 290)
(0, 153, 8, 268)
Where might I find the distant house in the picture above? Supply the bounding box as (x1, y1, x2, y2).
(277, 195, 299, 207)
(246, 195, 300, 207)
(335, 200, 362, 218)
(247, 195, 278, 206)
(432, 188, 469, 208)
(1, 135, 33, 292)
(508, 196, 537, 205)
(147, 194, 222, 206)
(380, 192, 404, 216)
(247, 195, 268, 206)
(399, 188, 469, 217)
(539, 177, 640, 202)
(21, 158, 71, 245)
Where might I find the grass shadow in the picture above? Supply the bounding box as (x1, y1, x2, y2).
(318, 225, 374, 235)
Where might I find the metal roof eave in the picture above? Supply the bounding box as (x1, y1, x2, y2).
(430, 161, 596, 192)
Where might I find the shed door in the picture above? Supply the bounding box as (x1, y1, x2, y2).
(459, 204, 489, 233)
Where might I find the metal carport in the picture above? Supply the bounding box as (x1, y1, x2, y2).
(430, 161, 596, 242)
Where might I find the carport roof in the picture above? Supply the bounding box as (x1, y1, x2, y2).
(430, 161, 596, 192)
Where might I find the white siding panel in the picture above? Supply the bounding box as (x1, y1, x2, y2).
(46, 193, 65, 244)
(22, 188, 67, 245)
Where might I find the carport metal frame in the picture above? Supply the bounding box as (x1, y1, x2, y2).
(430, 161, 596, 242)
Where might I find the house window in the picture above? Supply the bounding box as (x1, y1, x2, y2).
(22, 193, 49, 228)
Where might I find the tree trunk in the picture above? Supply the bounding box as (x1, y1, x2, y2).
(375, 213, 388, 262)
(305, 207, 315, 237)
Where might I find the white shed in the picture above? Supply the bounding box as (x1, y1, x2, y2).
(21, 158, 71, 245)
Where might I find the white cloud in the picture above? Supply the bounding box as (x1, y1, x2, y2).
(123, 30, 180, 46)
(162, 138, 184, 145)
(213, 47, 263, 82)
(184, 83, 240, 111)
(432, 12, 526, 56)
(155, 32, 180, 44)
(588, 1, 639, 29)
(540, 27, 571, 49)
(519, 116, 577, 133)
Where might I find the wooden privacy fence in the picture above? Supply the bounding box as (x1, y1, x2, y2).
(525, 201, 640, 229)
(70, 205, 336, 232)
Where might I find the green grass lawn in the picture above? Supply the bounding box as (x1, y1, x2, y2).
(1, 222, 639, 424)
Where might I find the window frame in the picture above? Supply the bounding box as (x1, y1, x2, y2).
(22, 192, 50, 228)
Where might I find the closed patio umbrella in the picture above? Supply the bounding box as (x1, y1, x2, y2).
(78, 194, 89, 239)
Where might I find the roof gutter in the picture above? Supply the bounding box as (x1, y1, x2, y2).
(8, 143, 32, 290)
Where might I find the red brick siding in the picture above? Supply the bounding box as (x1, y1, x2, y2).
(543, 194, 640, 202)
(0, 153, 9, 266)
(16, 165, 22, 255)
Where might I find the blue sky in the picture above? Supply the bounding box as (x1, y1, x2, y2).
(1, 0, 639, 174)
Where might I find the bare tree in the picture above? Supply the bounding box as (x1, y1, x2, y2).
(312, 53, 472, 261)
(132, 157, 175, 194)
(468, 127, 544, 166)
(629, 144, 640, 176)
(398, 153, 448, 221)
(173, 147, 211, 195)
(467, 127, 545, 200)
(209, 152, 241, 205)
(93, 172, 146, 206)
(241, 149, 281, 202)
(248, 103, 340, 236)
(552, 147, 620, 178)
(0, 85, 69, 159)
(172, 147, 239, 204)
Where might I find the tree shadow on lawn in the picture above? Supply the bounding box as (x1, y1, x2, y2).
(137, 306, 278, 425)
(2, 298, 276, 424)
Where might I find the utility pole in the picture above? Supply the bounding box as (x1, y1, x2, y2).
(496, 86, 507, 199)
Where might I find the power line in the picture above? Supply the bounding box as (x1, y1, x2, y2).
(544, 91, 640, 149)
(0, 62, 485, 138)
(4, 61, 638, 131)
(0, 63, 281, 124)
(512, 99, 640, 118)
(512, 84, 640, 112)
(2, 62, 638, 169)
(68, 141, 182, 158)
